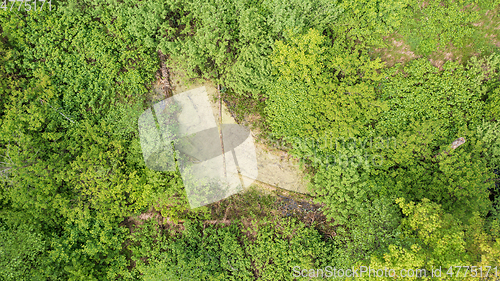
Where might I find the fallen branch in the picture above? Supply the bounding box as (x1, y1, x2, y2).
(40, 99, 75, 123)
(433, 137, 466, 158)
(157, 49, 173, 98)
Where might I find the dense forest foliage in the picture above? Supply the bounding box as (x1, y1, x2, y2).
(2, 0, 500, 280)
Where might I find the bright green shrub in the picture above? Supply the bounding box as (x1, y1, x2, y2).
(337, 0, 410, 40)
(49, 217, 132, 280)
(0, 3, 187, 280)
(378, 58, 488, 140)
(245, 218, 332, 280)
(0, 222, 52, 281)
(330, 197, 400, 268)
(131, 220, 254, 280)
(477, 120, 500, 170)
(130, 218, 333, 281)
(266, 28, 387, 153)
(157, 0, 342, 97)
(310, 145, 375, 225)
(477, 54, 500, 121)
(310, 145, 401, 266)
(362, 198, 500, 281)
(476, 120, 500, 221)
(372, 58, 496, 221)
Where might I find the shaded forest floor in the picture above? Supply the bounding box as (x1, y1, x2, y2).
(125, 186, 337, 240)
(125, 63, 336, 243)
(371, 7, 500, 69)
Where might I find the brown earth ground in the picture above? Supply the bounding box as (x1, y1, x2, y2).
(371, 34, 421, 68)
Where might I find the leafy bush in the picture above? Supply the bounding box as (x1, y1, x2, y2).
(310, 146, 375, 224)
(372, 57, 497, 221)
(0, 222, 54, 281)
(49, 217, 132, 280)
(378, 58, 489, 140)
(363, 198, 500, 281)
(130, 218, 333, 281)
(245, 218, 332, 280)
(131, 219, 255, 280)
(0, 3, 187, 279)
(331, 197, 400, 268)
(266, 28, 386, 152)
(477, 120, 500, 170)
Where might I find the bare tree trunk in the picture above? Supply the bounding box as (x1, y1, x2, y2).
(157, 49, 173, 98)
(434, 137, 466, 158)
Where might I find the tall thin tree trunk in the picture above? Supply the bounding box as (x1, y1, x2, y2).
(218, 84, 227, 178)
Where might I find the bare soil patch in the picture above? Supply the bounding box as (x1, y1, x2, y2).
(371, 34, 421, 67)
